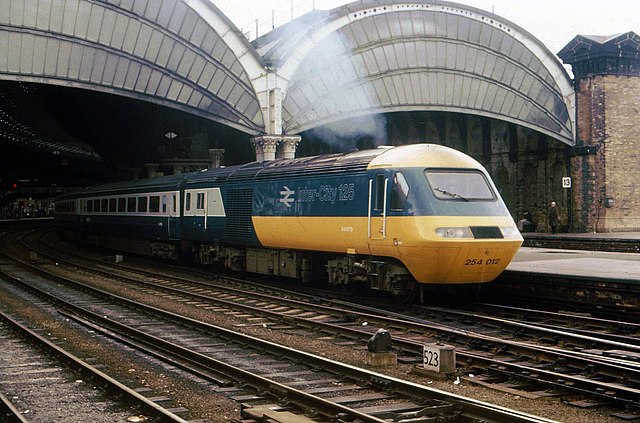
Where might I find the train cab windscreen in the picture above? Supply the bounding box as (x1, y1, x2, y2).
(425, 170, 496, 201)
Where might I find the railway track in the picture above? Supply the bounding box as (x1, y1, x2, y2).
(0, 230, 553, 423)
(3, 225, 639, 420)
(31, 232, 640, 407)
(0, 310, 188, 423)
(28, 230, 640, 410)
(487, 272, 640, 322)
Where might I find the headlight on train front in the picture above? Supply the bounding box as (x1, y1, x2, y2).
(500, 226, 521, 239)
(435, 227, 473, 238)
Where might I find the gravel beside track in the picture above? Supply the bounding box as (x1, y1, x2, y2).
(0, 279, 241, 422)
(0, 312, 139, 422)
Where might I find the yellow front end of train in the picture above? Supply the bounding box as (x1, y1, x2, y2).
(372, 215, 522, 284)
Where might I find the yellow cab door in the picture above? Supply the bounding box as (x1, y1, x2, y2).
(367, 173, 395, 257)
(367, 172, 411, 260)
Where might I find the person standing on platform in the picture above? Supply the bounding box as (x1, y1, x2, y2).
(548, 201, 560, 234)
(518, 211, 535, 232)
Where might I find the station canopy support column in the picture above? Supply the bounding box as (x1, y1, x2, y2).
(208, 148, 225, 169)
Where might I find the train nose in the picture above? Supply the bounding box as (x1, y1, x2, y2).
(400, 241, 522, 284)
(398, 219, 523, 284)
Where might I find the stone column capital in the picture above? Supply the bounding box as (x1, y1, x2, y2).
(278, 135, 302, 159)
(251, 136, 280, 161)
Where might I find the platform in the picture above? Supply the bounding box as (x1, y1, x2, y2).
(507, 247, 640, 282)
(508, 232, 640, 283)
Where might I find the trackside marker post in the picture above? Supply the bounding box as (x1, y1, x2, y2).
(412, 343, 456, 379)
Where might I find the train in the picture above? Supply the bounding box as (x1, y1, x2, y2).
(54, 143, 523, 298)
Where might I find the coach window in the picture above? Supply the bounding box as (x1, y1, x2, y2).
(185, 193, 191, 211)
(127, 197, 136, 212)
(172, 194, 177, 213)
(149, 196, 160, 213)
(196, 192, 205, 210)
(87, 200, 93, 213)
(390, 172, 409, 211)
(109, 198, 116, 212)
(162, 195, 167, 213)
(118, 198, 126, 212)
(93, 199, 100, 212)
(137, 197, 147, 213)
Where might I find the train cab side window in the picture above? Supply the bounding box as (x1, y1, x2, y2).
(374, 174, 385, 211)
(109, 198, 116, 212)
(137, 197, 147, 213)
(185, 193, 191, 211)
(196, 192, 205, 210)
(172, 194, 177, 213)
(127, 197, 136, 212)
(149, 196, 160, 213)
(390, 172, 410, 211)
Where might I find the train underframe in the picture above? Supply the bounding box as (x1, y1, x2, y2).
(194, 242, 416, 297)
(77, 230, 416, 296)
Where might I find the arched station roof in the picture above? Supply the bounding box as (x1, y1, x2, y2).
(0, 0, 266, 134)
(256, 0, 575, 145)
(0, 0, 575, 145)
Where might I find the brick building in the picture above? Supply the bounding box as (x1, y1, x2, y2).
(559, 32, 640, 232)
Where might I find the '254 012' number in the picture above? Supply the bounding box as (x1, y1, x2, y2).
(464, 258, 500, 266)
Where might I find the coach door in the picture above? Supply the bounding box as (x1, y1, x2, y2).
(165, 193, 180, 238)
(183, 190, 206, 234)
(368, 174, 388, 241)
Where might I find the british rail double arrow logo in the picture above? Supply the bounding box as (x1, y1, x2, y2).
(279, 186, 295, 207)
